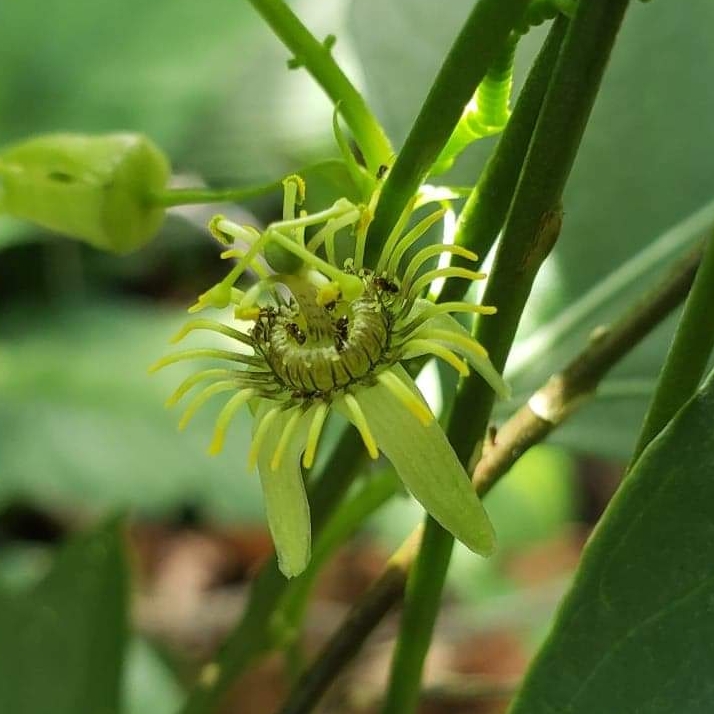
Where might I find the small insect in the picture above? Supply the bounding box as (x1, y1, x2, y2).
(374, 276, 400, 294)
(334, 315, 349, 351)
(376, 164, 389, 180)
(285, 322, 306, 345)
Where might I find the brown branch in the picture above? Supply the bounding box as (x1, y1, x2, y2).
(275, 243, 703, 714)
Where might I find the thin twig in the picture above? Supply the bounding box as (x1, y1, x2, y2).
(275, 243, 703, 714)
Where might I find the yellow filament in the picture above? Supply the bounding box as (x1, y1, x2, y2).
(170, 319, 252, 346)
(248, 406, 281, 470)
(165, 369, 237, 407)
(343, 393, 379, 459)
(302, 402, 329, 469)
(376, 196, 418, 274)
(428, 302, 497, 316)
(208, 388, 256, 455)
(384, 208, 447, 275)
(419, 328, 489, 359)
(408, 268, 487, 302)
(377, 370, 433, 427)
(148, 348, 248, 374)
(270, 408, 302, 471)
(178, 381, 238, 431)
(401, 244, 478, 291)
(402, 339, 469, 377)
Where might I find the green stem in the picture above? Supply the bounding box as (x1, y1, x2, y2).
(247, 0, 392, 174)
(180, 428, 364, 714)
(382, 0, 631, 710)
(363, 0, 532, 269)
(438, 18, 567, 304)
(630, 234, 714, 465)
(151, 180, 283, 208)
(151, 159, 350, 208)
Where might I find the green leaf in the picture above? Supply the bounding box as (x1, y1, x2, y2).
(123, 639, 184, 714)
(508, 368, 714, 714)
(0, 521, 128, 714)
(0, 301, 268, 521)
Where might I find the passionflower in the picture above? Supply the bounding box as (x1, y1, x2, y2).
(151, 175, 509, 577)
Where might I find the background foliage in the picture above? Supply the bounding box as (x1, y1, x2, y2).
(1, 0, 713, 712)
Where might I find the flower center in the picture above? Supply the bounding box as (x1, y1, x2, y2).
(252, 274, 393, 397)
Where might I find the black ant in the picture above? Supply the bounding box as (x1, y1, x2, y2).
(334, 315, 349, 351)
(374, 276, 400, 294)
(285, 322, 306, 345)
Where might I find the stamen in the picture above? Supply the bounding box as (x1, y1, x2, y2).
(208, 388, 257, 455)
(270, 408, 302, 471)
(401, 339, 469, 377)
(343, 393, 379, 459)
(266, 228, 364, 300)
(302, 401, 329, 469)
(296, 209, 307, 247)
(282, 175, 305, 222)
(307, 210, 362, 261)
(178, 381, 238, 431)
(165, 368, 238, 407)
(148, 348, 264, 373)
(219, 248, 269, 278)
(376, 196, 418, 274)
(215, 218, 273, 283)
(377, 370, 433, 427)
(384, 209, 447, 276)
(170, 319, 254, 347)
(209, 215, 261, 246)
(406, 267, 487, 305)
(401, 244, 478, 292)
(248, 406, 282, 469)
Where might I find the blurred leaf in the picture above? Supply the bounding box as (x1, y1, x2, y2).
(496, 201, 714, 460)
(0, 301, 276, 522)
(448, 445, 576, 603)
(0, 0, 362, 185)
(352, 0, 714, 459)
(509, 369, 714, 714)
(123, 639, 184, 714)
(0, 521, 127, 714)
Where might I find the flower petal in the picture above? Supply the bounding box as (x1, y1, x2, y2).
(255, 403, 313, 578)
(338, 365, 495, 556)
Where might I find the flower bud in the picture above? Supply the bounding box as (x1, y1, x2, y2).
(0, 133, 170, 253)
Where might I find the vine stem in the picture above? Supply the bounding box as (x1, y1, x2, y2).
(150, 160, 350, 208)
(382, 0, 632, 706)
(275, 241, 703, 714)
(363, 0, 532, 269)
(246, 0, 392, 174)
(437, 18, 567, 303)
(151, 180, 283, 208)
(630, 233, 714, 465)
